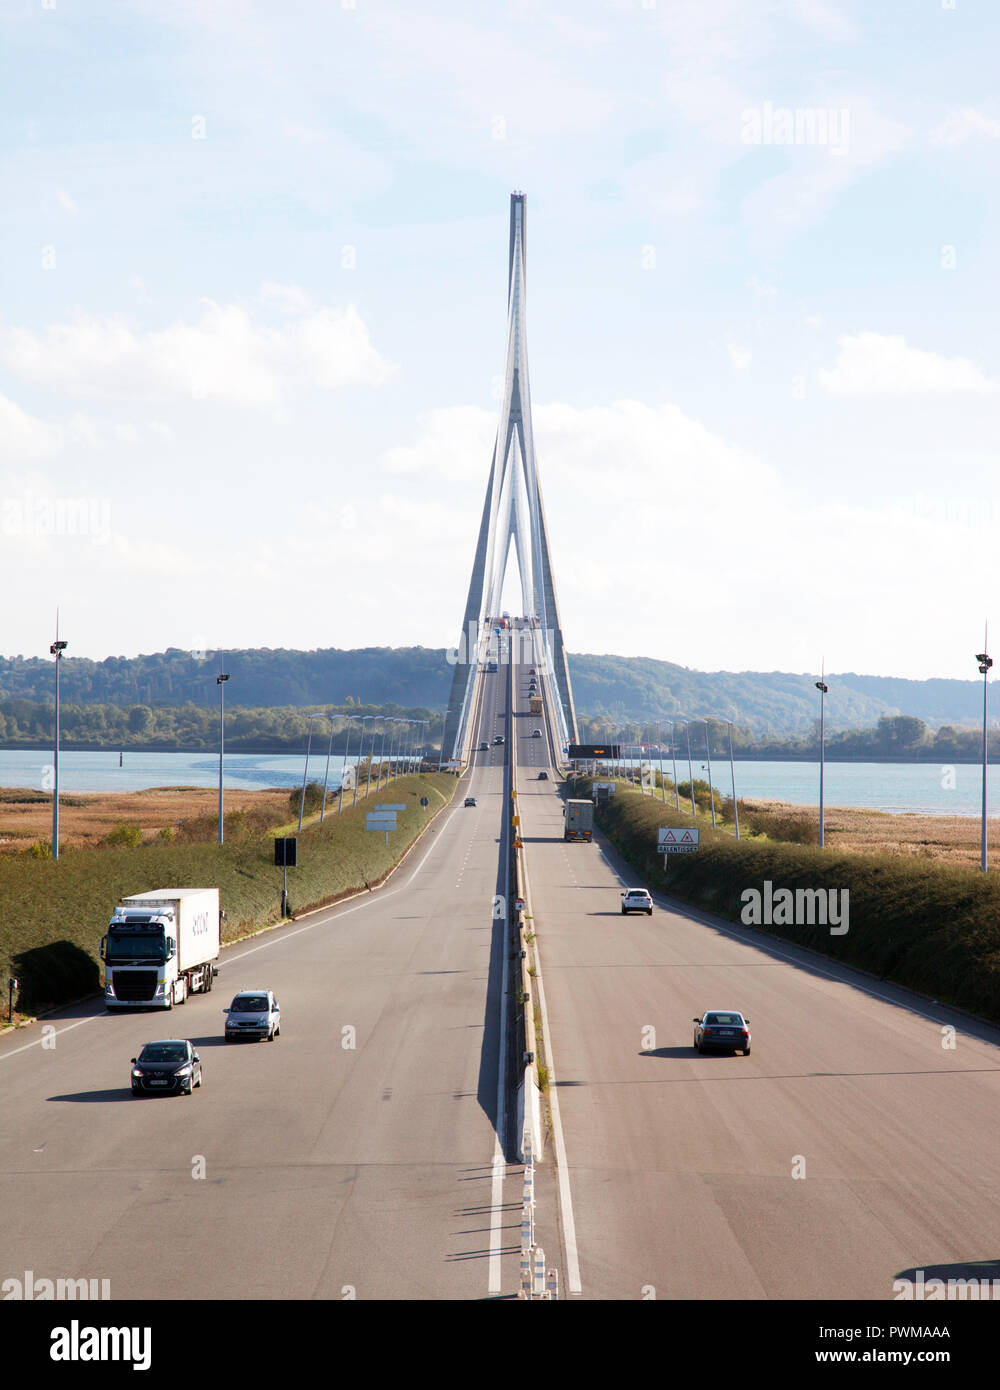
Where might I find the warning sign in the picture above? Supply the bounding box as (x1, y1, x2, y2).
(658, 826, 699, 853)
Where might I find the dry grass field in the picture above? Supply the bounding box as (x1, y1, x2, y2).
(0, 786, 295, 851)
(740, 797, 994, 870)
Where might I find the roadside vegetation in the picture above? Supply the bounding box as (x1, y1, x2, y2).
(576, 776, 1000, 1025)
(0, 772, 458, 1019)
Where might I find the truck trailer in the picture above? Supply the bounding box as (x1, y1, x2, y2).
(564, 799, 594, 843)
(529, 696, 543, 715)
(101, 888, 220, 1010)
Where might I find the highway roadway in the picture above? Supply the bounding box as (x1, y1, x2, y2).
(6, 637, 1000, 1304)
(510, 655, 1000, 1300)
(0, 656, 538, 1301)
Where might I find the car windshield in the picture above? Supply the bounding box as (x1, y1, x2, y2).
(139, 1043, 187, 1064)
(706, 1013, 741, 1025)
(231, 996, 269, 1012)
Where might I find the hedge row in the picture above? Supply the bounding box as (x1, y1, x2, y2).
(583, 779, 1000, 1024)
(0, 772, 458, 1015)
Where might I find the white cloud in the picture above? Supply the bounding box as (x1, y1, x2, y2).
(0, 394, 103, 462)
(0, 296, 395, 407)
(740, 96, 910, 241)
(56, 190, 78, 214)
(931, 108, 1000, 147)
(787, 0, 857, 42)
(818, 332, 997, 397)
(259, 282, 312, 316)
(381, 406, 497, 480)
(726, 340, 753, 370)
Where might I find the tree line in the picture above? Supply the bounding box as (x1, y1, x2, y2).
(0, 699, 444, 752)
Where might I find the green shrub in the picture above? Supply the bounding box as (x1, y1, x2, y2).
(102, 823, 143, 848)
(577, 776, 1000, 1023)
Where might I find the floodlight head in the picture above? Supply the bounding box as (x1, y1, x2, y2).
(976, 653, 992, 666)
(217, 673, 230, 684)
(50, 640, 67, 654)
(815, 681, 829, 693)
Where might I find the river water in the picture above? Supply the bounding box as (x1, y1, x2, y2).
(0, 751, 367, 796)
(0, 749, 995, 816)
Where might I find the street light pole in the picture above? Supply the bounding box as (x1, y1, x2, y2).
(298, 713, 324, 832)
(320, 710, 338, 823)
(816, 668, 829, 849)
(355, 717, 374, 806)
(338, 718, 354, 814)
(670, 721, 680, 810)
(365, 718, 379, 801)
(50, 618, 67, 861)
(216, 669, 229, 844)
(704, 721, 716, 829)
(685, 722, 696, 815)
(977, 638, 993, 872)
(728, 721, 740, 840)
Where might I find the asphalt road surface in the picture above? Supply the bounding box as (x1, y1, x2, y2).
(513, 677, 1000, 1300)
(0, 661, 533, 1301)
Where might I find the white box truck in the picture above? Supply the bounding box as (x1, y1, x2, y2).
(101, 888, 220, 1010)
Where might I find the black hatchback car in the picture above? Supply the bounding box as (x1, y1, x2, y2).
(131, 1039, 203, 1095)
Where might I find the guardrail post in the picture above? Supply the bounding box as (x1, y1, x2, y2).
(532, 1246, 547, 1299)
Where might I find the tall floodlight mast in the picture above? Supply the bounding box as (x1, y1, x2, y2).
(442, 193, 578, 762)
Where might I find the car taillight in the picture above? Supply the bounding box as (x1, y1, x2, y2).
(703, 1027, 712, 1035)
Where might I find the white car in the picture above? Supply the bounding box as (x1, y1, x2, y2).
(621, 889, 653, 916)
(531, 729, 542, 738)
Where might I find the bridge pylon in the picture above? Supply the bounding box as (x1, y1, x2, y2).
(442, 193, 578, 762)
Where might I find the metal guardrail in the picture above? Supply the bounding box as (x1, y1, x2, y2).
(510, 649, 560, 1300)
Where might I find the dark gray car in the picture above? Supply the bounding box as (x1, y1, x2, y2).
(131, 1039, 202, 1095)
(692, 1011, 751, 1055)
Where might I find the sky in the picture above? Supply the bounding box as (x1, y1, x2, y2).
(2, 0, 1000, 682)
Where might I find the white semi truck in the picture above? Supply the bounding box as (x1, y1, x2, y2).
(101, 888, 220, 1010)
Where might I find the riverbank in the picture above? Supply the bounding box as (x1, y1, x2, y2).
(739, 797, 993, 871)
(0, 782, 392, 852)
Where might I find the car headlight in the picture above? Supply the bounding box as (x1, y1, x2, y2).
(175, 1065, 191, 1076)
(131, 1069, 143, 1078)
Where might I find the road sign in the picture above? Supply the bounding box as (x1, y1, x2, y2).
(420, 797, 429, 808)
(377, 804, 406, 811)
(513, 838, 523, 849)
(512, 816, 520, 826)
(367, 813, 397, 830)
(658, 827, 699, 852)
(568, 743, 621, 760)
(593, 782, 616, 794)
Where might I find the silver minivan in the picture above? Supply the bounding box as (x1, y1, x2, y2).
(224, 990, 281, 1042)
